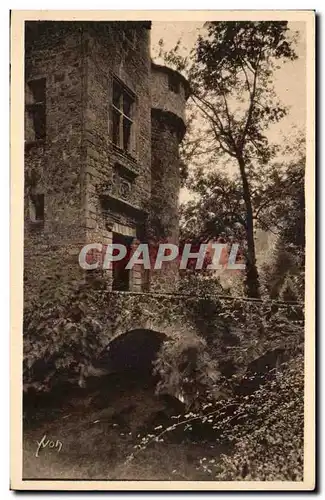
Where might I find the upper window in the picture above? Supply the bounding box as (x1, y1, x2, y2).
(25, 78, 46, 143)
(168, 73, 180, 94)
(111, 78, 136, 156)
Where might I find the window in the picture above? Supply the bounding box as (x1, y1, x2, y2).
(30, 193, 44, 222)
(168, 73, 180, 94)
(25, 78, 46, 142)
(111, 78, 135, 155)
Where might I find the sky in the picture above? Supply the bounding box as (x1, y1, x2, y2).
(151, 21, 306, 202)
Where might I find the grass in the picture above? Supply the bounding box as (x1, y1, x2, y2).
(23, 371, 227, 481)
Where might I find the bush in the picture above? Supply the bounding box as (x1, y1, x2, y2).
(127, 351, 304, 481)
(23, 278, 110, 392)
(211, 354, 304, 481)
(153, 329, 220, 406)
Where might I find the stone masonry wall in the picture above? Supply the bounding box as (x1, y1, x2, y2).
(149, 110, 181, 292)
(24, 22, 152, 299)
(24, 22, 87, 301)
(24, 22, 187, 299)
(149, 66, 188, 293)
(82, 22, 152, 290)
(151, 64, 188, 122)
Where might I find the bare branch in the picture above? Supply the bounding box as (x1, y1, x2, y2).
(191, 95, 237, 157)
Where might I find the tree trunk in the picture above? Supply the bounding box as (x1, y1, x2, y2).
(237, 156, 260, 298)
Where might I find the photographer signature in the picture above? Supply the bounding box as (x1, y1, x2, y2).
(35, 434, 63, 457)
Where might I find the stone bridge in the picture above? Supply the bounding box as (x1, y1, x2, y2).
(23, 285, 304, 395)
(85, 289, 304, 383)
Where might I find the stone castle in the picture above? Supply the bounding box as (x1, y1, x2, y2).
(24, 21, 189, 298)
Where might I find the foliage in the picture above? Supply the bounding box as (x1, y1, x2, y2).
(210, 353, 304, 481)
(178, 132, 305, 303)
(260, 154, 305, 300)
(24, 268, 304, 395)
(24, 273, 305, 481)
(158, 22, 298, 298)
(23, 277, 110, 392)
(153, 329, 220, 407)
(180, 151, 304, 240)
(126, 350, 304, 481)
(124, 296, 304, 479)
(23, 277, 200, 392)
(180, 171, 247, 244)
(178, 269, 224, 295)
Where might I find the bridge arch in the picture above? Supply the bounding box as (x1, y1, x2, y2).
(94, 328, 169, 375)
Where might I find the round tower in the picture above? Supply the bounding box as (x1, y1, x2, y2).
(149, 62, 190, 291)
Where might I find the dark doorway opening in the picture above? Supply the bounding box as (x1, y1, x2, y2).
(112, 232, 133, 291)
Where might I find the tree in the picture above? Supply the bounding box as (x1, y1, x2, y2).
(260, 155, 305, 300)
(158, 22, 298, 297)
(179, 152, 304, 297)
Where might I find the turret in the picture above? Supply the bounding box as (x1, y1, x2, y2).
(149, 62, 190, 291)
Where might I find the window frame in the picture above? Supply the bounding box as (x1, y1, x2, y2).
(110, 76, 137, 159)
(25, 77, 47, 144)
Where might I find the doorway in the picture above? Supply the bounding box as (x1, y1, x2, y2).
(112, 232, 133, 291)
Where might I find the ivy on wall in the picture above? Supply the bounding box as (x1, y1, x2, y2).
(23, 275, 304, 395)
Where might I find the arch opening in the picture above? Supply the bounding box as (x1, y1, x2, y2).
(94, 329, 167, 377)
(87, 329, 185, 436)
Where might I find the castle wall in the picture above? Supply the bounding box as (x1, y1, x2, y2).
(149, 65, 189, 292)
(151, 63, 188, 122)
(149, 111, 181, 292)
(82, 22, 152, 290)
(23, 22, 188, 300)
(24, 22, 153, 297)
(24, 22, 87, 300)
